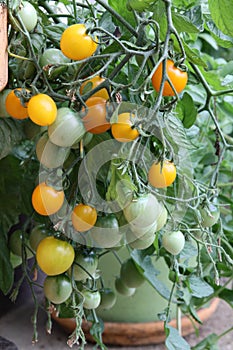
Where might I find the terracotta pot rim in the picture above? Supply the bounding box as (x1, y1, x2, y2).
(52, 298, 220, 346)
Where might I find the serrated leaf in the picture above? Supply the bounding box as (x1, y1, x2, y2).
(208, 0, 233, 37)
(165, 325, 191, 350)
(188, 275, 214, 298)
(0, 119, 24, 160)
(131, 250, 172, 300)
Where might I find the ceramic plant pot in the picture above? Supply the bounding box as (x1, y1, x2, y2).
(52, 248, 219, 345)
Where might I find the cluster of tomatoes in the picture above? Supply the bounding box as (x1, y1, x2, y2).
(4, 0, 220, 317)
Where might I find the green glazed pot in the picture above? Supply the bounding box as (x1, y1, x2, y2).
(96, 247, 176, 322)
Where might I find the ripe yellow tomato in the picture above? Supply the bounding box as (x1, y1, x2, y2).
(72, 203, 97, 232)
(111, 113, 139, 142)
(5, 88, 29, 119)
(148, 160, 176, 188)
(151, 59, 188, 96)
(28, 93, 57, 126)
(82, 96, 111, 134)
(80, 76, 109, 100)
(32, 182, 65, 216)
(36, 236, 75, 275)
(60, 24, 98, 61)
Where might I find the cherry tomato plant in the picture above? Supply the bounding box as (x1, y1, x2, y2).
(1, 0, 233, 349)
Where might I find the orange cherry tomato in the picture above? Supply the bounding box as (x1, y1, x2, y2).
(151, 59, 188, 96)
(82, 96, 111, 134)
(28, 93, 57, 126)
(5, 88, 29, 119)
(80, 76, 109, 100)
(111, 112, 139, 142)
(148, 160, 177, 188)
(32, 182, 65, 216)
(72, 203, 97, 232)
(60, 23, 98, 61)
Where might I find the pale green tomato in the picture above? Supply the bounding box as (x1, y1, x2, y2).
(115, 277, 136, 296)
(162, 230, 185, 255)
(156, 204, 168, 231)
(120, 258, 145, 288)
(39, 48, 70, 79)
(43, 274, 72, 304)
(123, 193, 161, 228)
(18, 1, 38, 32)
(36, 132, 70, 169)
(48, 107, 86, 147)
(82, 289, 101, 309)
(98, 288, 116, 310)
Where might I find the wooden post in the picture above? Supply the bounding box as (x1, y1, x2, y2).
(0, 3, 8, 92)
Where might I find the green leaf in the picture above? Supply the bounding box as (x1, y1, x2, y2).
(183, 42, 208, 68)
(208, 0, 233, 37)
(206, 20, 233, 49)
(173, 6, 203, 34)
(131, 250, 172, 300)
(44, 23, 67, 44)
(108, 0, 136, 28)
(188, 302, 203, 324)
(98, 11, 116, 34)
(180, 240, 198, 260)
(0, 119, 24, 160)
(176, 93, 198, 129)
(0, 228, 14, 294)
(188, 275, 214, 298)
(191, 333, 219, 350)
(0, 155, 37, 235)
(165, 325, 191, 350)
(214, 287, 233, 307)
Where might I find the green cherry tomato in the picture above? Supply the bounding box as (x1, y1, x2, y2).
(156, 204, 168, 231)
(115, 277, 136, 296)
(36, 132, 70, 169)
(162, 230, 185, 255)
(18, 1, 38, 32)
(43, 274, 72, 304)
(39, 48, 70, 79)
(29, 224, 50, 252)
(98, 288, 117, 310)
(68, 250, 98, 281)
(48, 107, 86, 147)
(123, 193, 160, 228)
(90, 214, 122, 248)
(82, 289, 101, 310)
(120, 258, 145, 288)
(9, 230, 33, 258)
